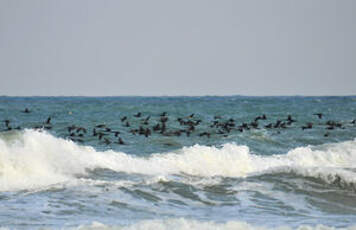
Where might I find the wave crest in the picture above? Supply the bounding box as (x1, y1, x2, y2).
(73, 219, 356, 230)
(1, 130, 356, 191)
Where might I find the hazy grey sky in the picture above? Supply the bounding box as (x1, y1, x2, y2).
(0, 0, 355, 96)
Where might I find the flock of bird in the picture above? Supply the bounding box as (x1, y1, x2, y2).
(1, 107, 356, 146)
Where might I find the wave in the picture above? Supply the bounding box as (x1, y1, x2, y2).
(1, 130, 356, 191)
(0, 219, 354, 230)
(62, 219, 356, 230)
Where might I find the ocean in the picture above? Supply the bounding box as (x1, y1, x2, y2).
(0, 96, 356, 229)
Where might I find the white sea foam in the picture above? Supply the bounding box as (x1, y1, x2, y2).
(0, 219, 354, 230)
(71, 219, 356, 230)
(1, 130, 356, 191)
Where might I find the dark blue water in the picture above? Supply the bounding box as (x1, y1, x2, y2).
(0, 96, 356, 229)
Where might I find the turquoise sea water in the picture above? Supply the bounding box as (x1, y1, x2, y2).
(0, 96, 356, 229)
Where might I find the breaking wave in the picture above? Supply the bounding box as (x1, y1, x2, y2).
(64, 219, 356, 230)
(0, 130, 356, 191)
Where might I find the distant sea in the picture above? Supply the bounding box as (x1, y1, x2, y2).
(1, 96, 356, 229)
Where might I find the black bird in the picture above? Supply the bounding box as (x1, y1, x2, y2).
(68, 125, 76, 133)
(153, 123, 161, 131)
(280, 122, 287, 129)
(250, 121, 259, 129)
(120, 116, 127, 122)
(177, 118, 183, 125)
(160, 123, 166, 133)
(160, 112, 167, 117)
(113, 131, 120, 137)
(287, 115, 296, 123)
(199, 132, 211, 138)
(134, 112, 141, 118)
(117, 137, 125, 145)
(76, 127, 87, 133)
(96, 124, 106, 128)
(302, 122, 313, 130)
(139, 126, 145, 135)
(144, 128, 151, 137)
(326, 120, 336, 126)
(254, 114, 267, 122)
(195, 120, 202, 125)
(45, 117, 51, 124)
(274, 120, 282, 128)
(160, 116, 168, 123)
(187, 113, 194, 119)
(313, 113, 323, 119)
(187, 125, 195, 132)
(141, 116, 150, 125)
(98, 132, 106, 140)
(23, 108, 31, 113)
(130, 129, 138, 135)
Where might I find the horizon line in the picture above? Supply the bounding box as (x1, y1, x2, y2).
(1, 94, 356, 98)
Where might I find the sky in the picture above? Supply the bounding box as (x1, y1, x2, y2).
(0, 0, 355, 96)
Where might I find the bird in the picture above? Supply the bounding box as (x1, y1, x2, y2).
(96, 124, 106, 128)
(160, 116, 168, 123)
(302, 123, 313, 130)
(287, 115, 296, 123)
(113, 131, 120, 137)
(199, 132, 211, 138)
(68, 125, 76, 133)
(187, 113, 194, 119)
(313, 113, 323, 119)
(117, 137, 125, 145)
(4, 120, 10, 127)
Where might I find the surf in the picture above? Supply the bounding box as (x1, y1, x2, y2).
(0, 129, 356, 192)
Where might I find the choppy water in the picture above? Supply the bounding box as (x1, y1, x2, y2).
(0, 96, 356, 229)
